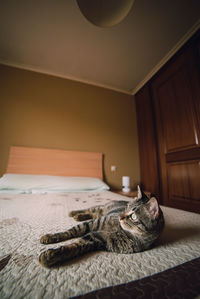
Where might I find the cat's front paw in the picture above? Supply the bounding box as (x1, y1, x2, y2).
(40, 234, 55, 244)
(39, 247, 67, 268)
(39, 248, 58, 267)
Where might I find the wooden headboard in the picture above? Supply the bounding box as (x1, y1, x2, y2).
(6, 146, 103, 179)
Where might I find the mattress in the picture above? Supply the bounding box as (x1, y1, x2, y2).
(0, 191, 200, 298)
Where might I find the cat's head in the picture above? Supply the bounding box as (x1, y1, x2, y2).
(119, 186, 164, 237)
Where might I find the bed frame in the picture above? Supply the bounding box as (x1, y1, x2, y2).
(6, 146, 103, 179)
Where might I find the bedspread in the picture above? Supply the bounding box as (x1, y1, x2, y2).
(0, 191, 200, 298)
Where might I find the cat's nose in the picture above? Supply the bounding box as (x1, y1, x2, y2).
(120, 213, 125, 220)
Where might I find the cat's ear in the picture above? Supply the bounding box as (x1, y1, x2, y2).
(137, 185, 142, 199)
(147, 197, 159, 218)
(137, 185, 149, 203)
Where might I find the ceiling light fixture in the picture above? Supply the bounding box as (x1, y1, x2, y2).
(76, 0, 135, 28)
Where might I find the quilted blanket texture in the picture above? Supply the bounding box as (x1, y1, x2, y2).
(0, 191, 200, 298)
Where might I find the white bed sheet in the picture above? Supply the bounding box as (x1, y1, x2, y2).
(0, 191, 200, 298)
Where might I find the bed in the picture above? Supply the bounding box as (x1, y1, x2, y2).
(0, 146, 200, 299)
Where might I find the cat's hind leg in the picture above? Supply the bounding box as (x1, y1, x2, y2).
(69, 209, 93, 221)
(73, 212, 93, 221)
(69, 209, 87, 217)
(69, 205, 104, 221)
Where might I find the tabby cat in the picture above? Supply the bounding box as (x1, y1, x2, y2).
(39, 186, 164, 268)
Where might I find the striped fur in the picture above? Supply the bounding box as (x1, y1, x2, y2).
(39, 187, 164, 268)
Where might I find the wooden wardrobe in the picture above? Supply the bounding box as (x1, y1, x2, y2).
(135, 30, 200, 213)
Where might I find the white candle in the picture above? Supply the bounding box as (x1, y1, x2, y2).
(122, 176, 130, 193)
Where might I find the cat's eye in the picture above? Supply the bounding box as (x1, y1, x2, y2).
(131, 213, 138, 221)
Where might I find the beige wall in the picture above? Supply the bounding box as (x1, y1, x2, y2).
(0, 64, 140, 189)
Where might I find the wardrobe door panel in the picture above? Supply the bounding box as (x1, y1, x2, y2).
(157, 68, 199, 153)
(167, 160, 200, 202)
(152, 43, 200, 213)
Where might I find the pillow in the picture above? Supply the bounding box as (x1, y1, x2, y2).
(0, 174, 110, 194)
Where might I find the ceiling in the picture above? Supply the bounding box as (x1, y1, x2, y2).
(0, 0, 200, 95)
